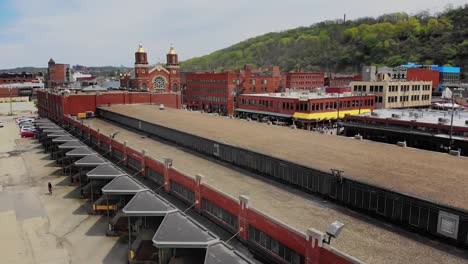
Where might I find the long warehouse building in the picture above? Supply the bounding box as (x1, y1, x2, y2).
(95, 104, 468, 247)
(67, 116, 467, 264)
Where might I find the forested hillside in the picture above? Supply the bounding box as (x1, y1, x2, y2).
(181, 5, 468, 75)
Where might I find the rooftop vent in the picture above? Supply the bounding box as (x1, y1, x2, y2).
(371, 112, 379, 117)
(397, 141, 407, 147)
(159, 104, 165, 110)
(391, 114, 401, 119)
(438, 117, 449, 124)
(449, 150, 460, 157)
(465, 120, 468, 126)
(354, 134, 363, 140)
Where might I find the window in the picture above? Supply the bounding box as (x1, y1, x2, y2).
(147, 167, 164, 185)
(113, 149, 123, 160)
(171, 181, 195, 203)
(248, 225, 304, 264)
(202, 199, 238, 230)
(127, 156, 142, 171)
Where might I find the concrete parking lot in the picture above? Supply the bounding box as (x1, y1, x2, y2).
(0, 116, 126, 264)
(0, 101, 36, 115)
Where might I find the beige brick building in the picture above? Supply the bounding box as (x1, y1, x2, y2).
(350, 81, 432, 109)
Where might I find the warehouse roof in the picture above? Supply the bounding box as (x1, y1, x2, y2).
(74, 155, 108, 167)
(100, 104, 468, 211)
(83, 118, 468, 264)
(152, 211, 218, 248)
(102, 176, 147, 195)
(66, 147, 96, 157)
(58, 141, 86, 149)
(86, 164, 126, 179)
(122, 190, 176, 216)
(205, 241, 254, 264)
(52, 136, 77, 143)
(47, 132, 69, 137)
(351, 108, 468, 128)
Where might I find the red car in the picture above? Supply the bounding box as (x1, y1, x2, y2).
(20, 128, 36, 138)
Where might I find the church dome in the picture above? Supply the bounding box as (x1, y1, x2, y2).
(136, 43, 145, 53)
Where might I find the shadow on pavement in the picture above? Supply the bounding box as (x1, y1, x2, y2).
(85, 215, 109, 237)
(102, 235, 128, 264)
(72, 202, 91, 216)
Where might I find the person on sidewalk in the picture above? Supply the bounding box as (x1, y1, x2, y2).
(48, 182, 52, 195)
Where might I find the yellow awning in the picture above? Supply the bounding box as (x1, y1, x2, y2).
(293, 109, 371, 121)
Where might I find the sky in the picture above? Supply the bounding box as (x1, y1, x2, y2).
(0, 0, 466, 69)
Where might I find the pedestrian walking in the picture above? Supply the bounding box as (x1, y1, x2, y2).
(48, 182, 52, 195)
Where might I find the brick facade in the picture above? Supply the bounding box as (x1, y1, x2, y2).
(120, 44, 181, 93)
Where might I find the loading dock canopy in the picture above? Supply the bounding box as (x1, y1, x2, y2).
(122, 190, 177, 216)
(38, 125, 61, 130)
(66, 147, 96, 157)
(47, 132, 69, 138)
(74, 155, 108, 167)
(58, 141, 86, 149)
(152, 211, 219, 248)
(52, 136, 78, 143)
(204, 241, 253, 264)
(33, 119, 51, 123)
(86, 164, 127, 180)
(41, 129, 64, 134)
(102, 176, 147, 195)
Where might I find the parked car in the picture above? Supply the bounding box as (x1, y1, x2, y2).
(21, 126, 35, 132)
(16, 117, 34, 125)
(0, 121, 4, 128)
(20, 127, 36, 138)
(18, 120, 34, 127)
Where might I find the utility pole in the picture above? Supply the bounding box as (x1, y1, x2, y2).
(336, 93, 340, 135)
(449, 98, 455, 152)
(358, 87, 363, 114)
(8, 86, 13, 116)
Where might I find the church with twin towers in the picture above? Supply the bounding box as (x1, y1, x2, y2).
(120, 43, 181, 93)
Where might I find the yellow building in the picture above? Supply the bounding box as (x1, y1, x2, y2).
(350, 81, 432, 109)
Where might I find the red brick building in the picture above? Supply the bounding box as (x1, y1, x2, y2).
(325, 74, 362, 94)
(284, 72, 325, 90)
(36, 90, 182, 122)
(236, 91, 375, 129)
(184, 64, 282, 115)
(406, 67, 440, 89)
(120, 44, 181, 93)
(185, 71, 238, 114)
(0, 72, 43, 84)
(47, 59, 71, 88)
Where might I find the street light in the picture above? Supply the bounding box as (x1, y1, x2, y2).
(8, 85, 13, 116)
(323, 221, 345, 245)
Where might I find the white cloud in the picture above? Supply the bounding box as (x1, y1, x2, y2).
(0, 0, 466, 68)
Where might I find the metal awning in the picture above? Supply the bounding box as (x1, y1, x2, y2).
(38, 125, 61, 130)
(74, 155, 108, 167)
(33, 118, 51, 123)
(41, 129, 64, 134)
(102, 176, 147, 195)
(47, 132, 69, 138)
(65, 147, 96, 157)
(52, 136, 77, 143)
(152, 211, 218, 248)
(235, 108, 292, 118)
(86, 164, 127, 180)
(122, 190, 177, 216)
(58, 141, 86, 149)
(205, 241, 254, 264)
